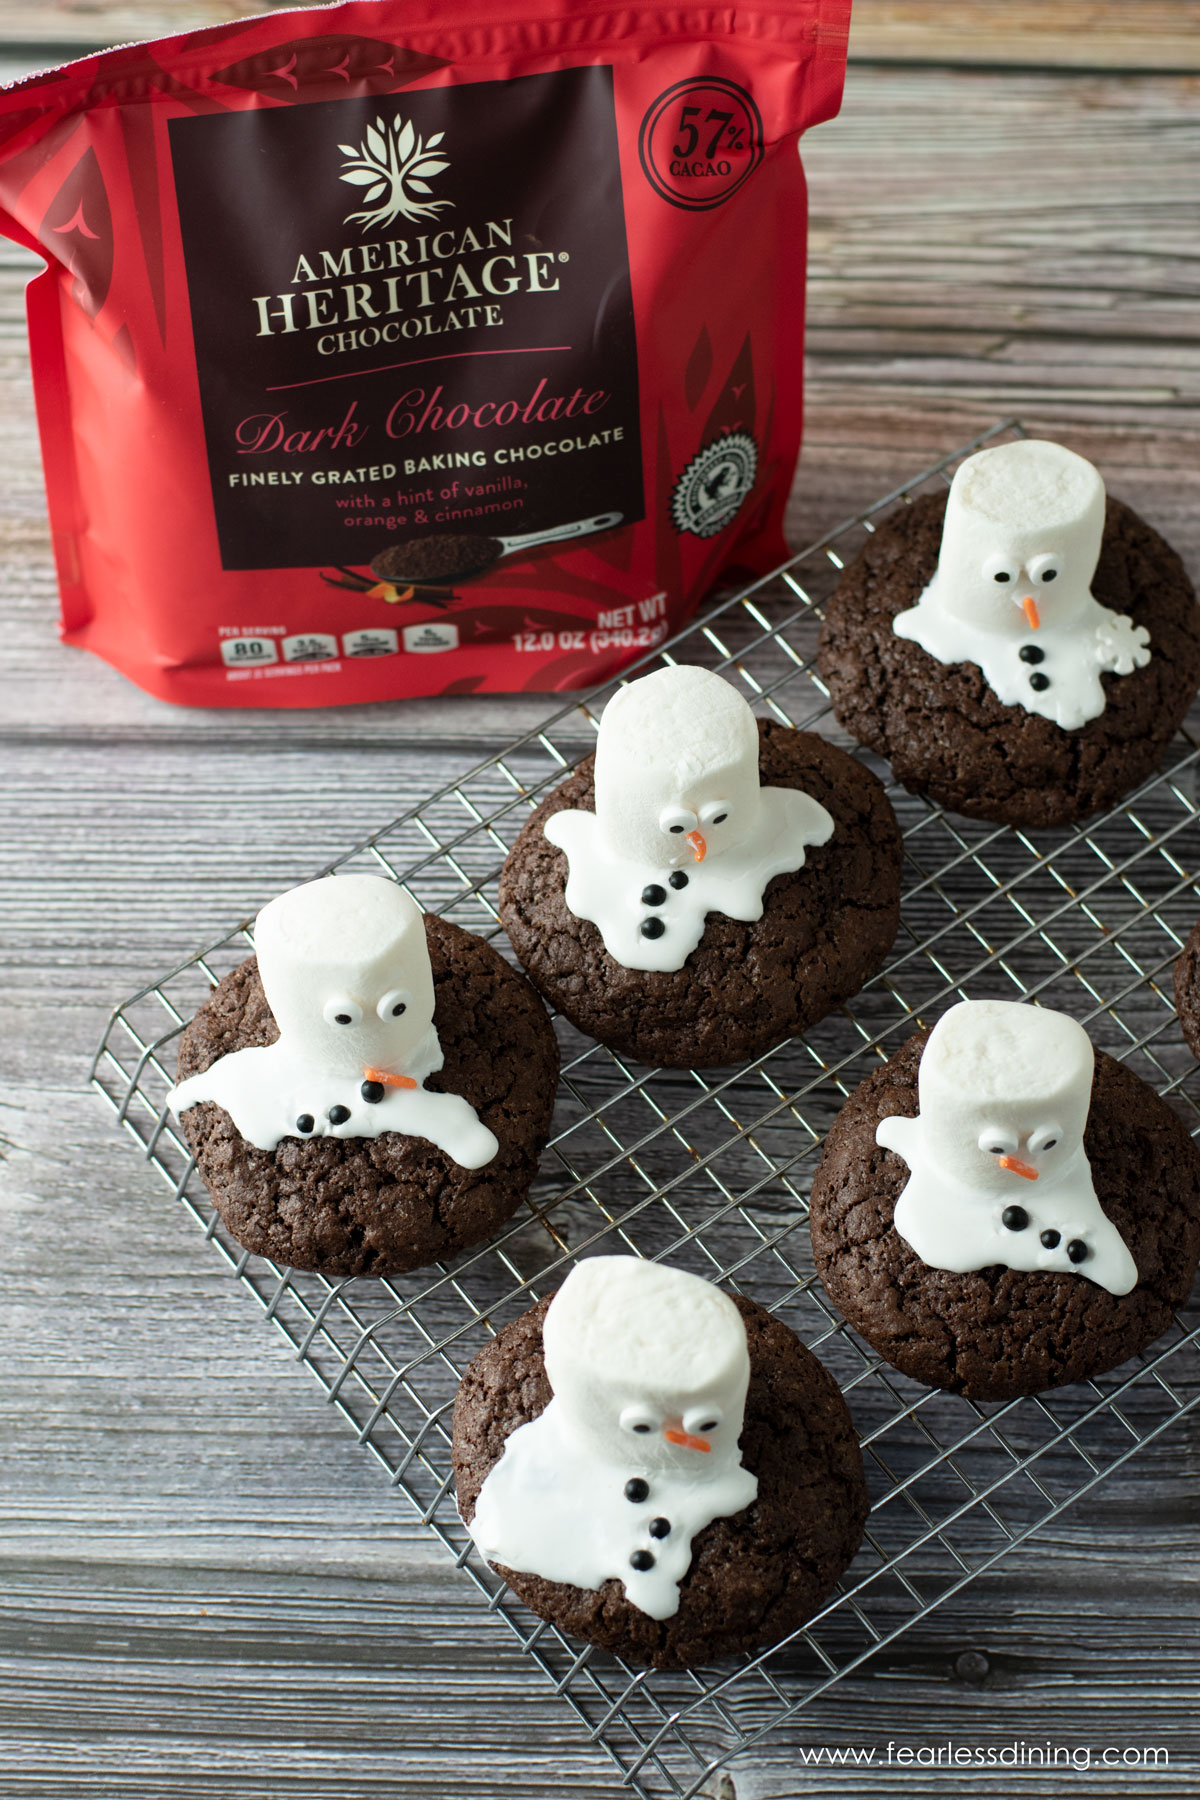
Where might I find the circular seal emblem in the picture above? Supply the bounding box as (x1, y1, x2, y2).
(670, 433, 758, 539)
(638, 77, 764, 212)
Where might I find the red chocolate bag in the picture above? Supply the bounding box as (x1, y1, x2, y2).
(0, 1, 849, 706)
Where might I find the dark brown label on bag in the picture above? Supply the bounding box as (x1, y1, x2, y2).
(169, 67, 643, 571)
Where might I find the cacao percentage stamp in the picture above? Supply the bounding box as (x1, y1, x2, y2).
(638, 77, 764, 211)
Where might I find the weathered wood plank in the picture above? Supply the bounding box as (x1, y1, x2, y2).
(850, 0, 1200, 69)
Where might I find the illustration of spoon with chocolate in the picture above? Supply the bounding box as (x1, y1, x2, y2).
(373, 509, 623, 587)
(322, 510, 622, 608)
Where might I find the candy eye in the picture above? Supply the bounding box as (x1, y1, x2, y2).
(1029, 552, 1063, 585)
(699, 801, 730, 828)
(323, 996, 362, 1028)
(983, 553, 1016, 585)
(620, 1405, 658, 1436)
(1029, 1127, 1060, 1155)
(376, 988, 412, 1021)
(659, 805, 697, 838)
(683, 1406, 723, 1436)
(979, 1127, 1016, 1157)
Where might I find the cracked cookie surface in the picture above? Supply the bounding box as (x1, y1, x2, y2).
(810, 1031, 1200, 1400)
(452, 1292, 868, 1669)
(818, 492, 1200, 827)
(175, 916, 559, 1276)
(1173, 919, 1200, 1061)
(497, 720, 902, 1068)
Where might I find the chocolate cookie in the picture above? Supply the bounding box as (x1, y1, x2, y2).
(498, 721, 902, 1068)
(452, 1291, 868, 1669)
(175, 916, 558, 1277)
(1174, 919, 1200, 1060)
(818, 493, 1200, 828)
(810, 1032, 1200, 1400)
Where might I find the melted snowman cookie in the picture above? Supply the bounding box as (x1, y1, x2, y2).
(893, 439, 1150, 731)
(170, 894, 559, 1278)
(499, 718, 903, 1069)
(877, 999, 1136, 1294)
(466, 1257, 758, 1620)
(544, 665, 834, 973)
(170, 875, 498, 1168)
(809, 1007, 1200, 1400)
(818, 488, 1200, 830)
(453, 1265, 870, 1668)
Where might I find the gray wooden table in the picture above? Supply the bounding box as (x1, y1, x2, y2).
(2, 5, 1199, 1796)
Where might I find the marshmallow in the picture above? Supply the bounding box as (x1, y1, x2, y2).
(877, 999, 1137, 1294)
(542, 1255, 752, 1473)
(910, 998, 1094, 1192)
(545, 665, 834, 972)
(592, 665, 762, 868)
(934, 439, 1105, 635)
(255, 874, 435, 1079)
(893, 441, 1150, 731)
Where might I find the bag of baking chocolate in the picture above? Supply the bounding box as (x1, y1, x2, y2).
(0, 1, 850, 706)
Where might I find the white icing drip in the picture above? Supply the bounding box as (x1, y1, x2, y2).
(875, 1000, 1139, 1300)
(468, 1395, 758, 1620)
(880, 1113, 1136, 1294)
(894, 573, 1150, 731)
(170, 1022, 499, 1168)
(171, 875, 499, 1170)
(890, 440, 1150, 730)
(464, 1257, 760, 1618)
(545, 784, 834, 973)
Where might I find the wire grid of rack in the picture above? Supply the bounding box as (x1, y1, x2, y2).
(93, 421, 1200, 1799)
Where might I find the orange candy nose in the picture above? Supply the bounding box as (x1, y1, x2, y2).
(363, 1065, 418, 1091)
(998, 1153, 1039, 1182)
(1022, 595, 1041, 630)
(663, 1428, 711, 1453)
(686, 830, 707, 863)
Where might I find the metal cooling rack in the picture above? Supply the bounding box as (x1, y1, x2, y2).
(93, 421, 1200, 1799)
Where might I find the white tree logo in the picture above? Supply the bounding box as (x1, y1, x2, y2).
(338, 115, 451, 231)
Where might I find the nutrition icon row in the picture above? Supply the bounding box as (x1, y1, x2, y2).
(219, 623, 459, 667)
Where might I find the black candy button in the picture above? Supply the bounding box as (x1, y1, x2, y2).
(1029, 672, 1051, 692)
(649, 1517, 671, 1539)
(1040, 1228, 1061, 1249)
(295, 1114, 315, 1134)
(361, 1080, 385, 1104)
(328, 1104, 351, 1126)
(630, 1550, 655, 1572)
(1067, 1238, 1089, 1264)
(640, 917, 666, 939)
(1002, 1205, 1030, 1232)
(1019, 644, 1045, 664)
(624, 1478, 649, 1504)
(641, 884, 667, 906)
(668, 870, 689, 890)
